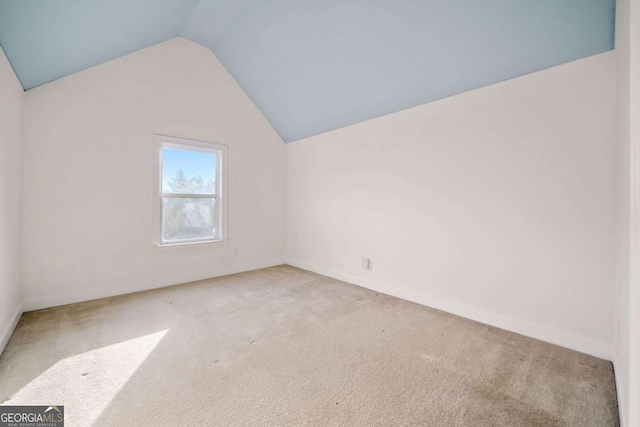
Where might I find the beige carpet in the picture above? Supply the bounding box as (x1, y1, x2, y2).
(0, 265, 619, 426)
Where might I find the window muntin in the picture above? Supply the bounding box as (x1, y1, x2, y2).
(156, 137, 225, 246)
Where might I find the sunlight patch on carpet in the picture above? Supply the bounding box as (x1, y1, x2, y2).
(5, 330, 168, 426)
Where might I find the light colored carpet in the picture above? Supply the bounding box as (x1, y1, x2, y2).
(0, 265, 619, 426)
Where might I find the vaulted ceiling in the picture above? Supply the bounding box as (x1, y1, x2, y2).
(0, 0, 616, 142)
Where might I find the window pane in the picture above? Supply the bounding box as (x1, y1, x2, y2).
(162, 147, 216, 194)
(162, 197, 216, 242)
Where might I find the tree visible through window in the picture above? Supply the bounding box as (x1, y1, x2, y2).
(156, 137, 226, 245)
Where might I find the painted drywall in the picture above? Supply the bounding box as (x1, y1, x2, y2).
(0, 47, 23, 354)
(286, 52, 617, 360)
(22, 37, 286, 310)
(614, 0, 640, 424)
(613, 0, 631, 422)
(183, 0, 616, 141)
(0, 0, 200, 89)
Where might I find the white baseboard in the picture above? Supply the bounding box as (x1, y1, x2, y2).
(20, 256, 613, 361)
(0, 304, 23, 356)
(23, 258, 285, 312)
(287, 259, 614, 361)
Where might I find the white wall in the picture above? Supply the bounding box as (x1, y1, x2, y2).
(22, 38, 286, 310)
(614, 0, 630, 421)
(286, 52, 617, 360)
(614, 0, 640, 425)
(0, 47, 23, 353)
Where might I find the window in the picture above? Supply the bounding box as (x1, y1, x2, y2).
(153, 136, 227, 246)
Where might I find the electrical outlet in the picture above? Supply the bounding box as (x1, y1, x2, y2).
(362, 258, 372, 270)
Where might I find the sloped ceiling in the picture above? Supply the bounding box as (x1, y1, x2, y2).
(0, 0, 200, 90)
(0, 0, 615, 142)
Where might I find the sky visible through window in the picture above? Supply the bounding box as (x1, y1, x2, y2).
(162, 148, 216, 193)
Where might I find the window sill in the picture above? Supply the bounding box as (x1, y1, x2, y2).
(152, 239, 234, 254)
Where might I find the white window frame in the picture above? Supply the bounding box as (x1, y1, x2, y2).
(152, 135, 228, 247)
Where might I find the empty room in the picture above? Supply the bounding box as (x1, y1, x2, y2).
(0, 0, 638, 426)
